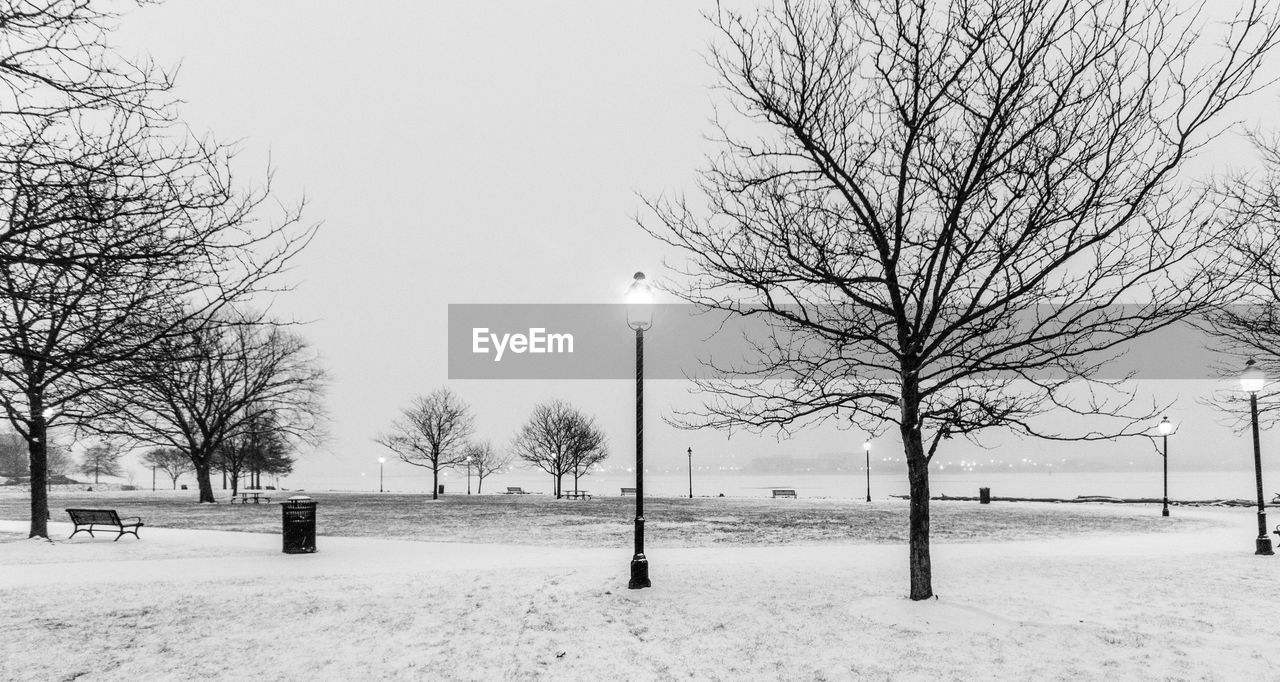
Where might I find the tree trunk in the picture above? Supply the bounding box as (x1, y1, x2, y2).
(432, 466, 439, 500)
(27, 408, 48, 539)
(899, 395, 934, 601)
(229, 465, 241, 497)
(194, 461, 216, 503)
(476, 476, 483, 494)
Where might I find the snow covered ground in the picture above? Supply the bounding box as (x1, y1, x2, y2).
(1, 504, 1277, 680)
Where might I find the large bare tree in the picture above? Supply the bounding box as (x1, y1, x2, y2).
(510, 400, 608, 498)
(0, 109, 313, 535)
(645, 0, 1280, 599)
(94, 313, 328, 503)
(376, 388, 475, 500)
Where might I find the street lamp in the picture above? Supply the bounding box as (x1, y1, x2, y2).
(152, 465, 157, 492)
(1241, 359, 1273, 555)
(863, 440, 872, 502)
(627, 271, 653, 589)
(466, 455, 472, 495)
(687, 447, 693, 499)
(378, 456, 386, 493)
(1157, 417, 1173, 517)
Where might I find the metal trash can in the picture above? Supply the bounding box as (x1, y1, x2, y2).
(282, 495, 316, 554)
(437, 484, 444, 495)
(979, 487, 991, 504)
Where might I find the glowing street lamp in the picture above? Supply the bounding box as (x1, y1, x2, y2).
(466, 455, 473, 495)
(1157, 417, 1173, 517)
(378, 456, 386, 493)
(1241, 359, 1273, 555)
(627, 271, 653, 589)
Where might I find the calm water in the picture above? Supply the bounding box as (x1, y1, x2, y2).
(300, 469, 1271, 501)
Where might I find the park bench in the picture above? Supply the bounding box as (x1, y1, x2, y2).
(772, 489, 797, 499)
(65, 509, 143, 541)
(505, 487, 529, 495)
(620, 487, 636, 496)
(563, 491, 591, 500)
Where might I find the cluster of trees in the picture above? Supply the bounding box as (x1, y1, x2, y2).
(644, 0, 1280, 600)
(0, 2, 324, 537)
(376, 389, 607, 499)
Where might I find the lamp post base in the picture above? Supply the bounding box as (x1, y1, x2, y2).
(628, 554, 651, 589)
(1257, 537, 1275, 556)
(1161, 507, 1169, 517)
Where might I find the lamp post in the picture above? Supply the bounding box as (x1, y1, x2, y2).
(687, 447, 693, 499)
(378, 457, 386, 493)
(152, 465, 156, 492)
(863, 440, 872, 502)
(627, 271, 653, 589)
(466, 455, 472, 495)
(1241, 359, 1274, 555)
(1157, 417, 1173, 517)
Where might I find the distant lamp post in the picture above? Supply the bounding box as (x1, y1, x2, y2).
(1157, 417, 1173, 517)
(863, 440, 872, 502)
(466, 455, 473, 495)
(1241, 359, 1273, 555)
(626, 271, 653, 589)
(152, 465, 157, 492)
(687, 447, 693, 499)
(378, 457, 386, 493)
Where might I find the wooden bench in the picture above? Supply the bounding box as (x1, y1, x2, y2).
(505, 487, 528, 495)
(66, 509, 143, 541)
(772, 489, 797, 499)
(620, 487, 636, 496)
(563, 491, 592, 500)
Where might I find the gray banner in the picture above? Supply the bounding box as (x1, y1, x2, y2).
(447, 304, 1234, 380)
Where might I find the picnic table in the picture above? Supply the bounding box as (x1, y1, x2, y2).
(231, 490, 272, 504)
(563, 491, 591, 500)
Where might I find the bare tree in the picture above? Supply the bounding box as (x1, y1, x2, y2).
(141, 446, 191, 490)
(0, 108, 314, 535)
(94, 313, 328, 503)
(463, 440, 512, 495)
(0, 430, 24, 478)
(644, 0, 1280, 599)
(217, 408, 296, 493)
(510, 400, 607, 498)
(376, 389, 475, 500)
(78, 440, 123, 484)
(1196, 133, 1280, 424)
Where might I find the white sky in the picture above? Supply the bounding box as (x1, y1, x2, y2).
(104, 1, 1280, 488)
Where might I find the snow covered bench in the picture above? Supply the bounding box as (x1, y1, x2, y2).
(65, 509, 143, 541)
(620, 487, 636, 496)
(772, 489, 797, 499)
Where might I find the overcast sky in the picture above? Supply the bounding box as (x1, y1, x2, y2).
(104, 1, 1280, 488)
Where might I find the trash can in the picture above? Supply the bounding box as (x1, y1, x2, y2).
(282, 495, 316, 554)
(979, 487, 991, 504)
(437, 484, 444, 495)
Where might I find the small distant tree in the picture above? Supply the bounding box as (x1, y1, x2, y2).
(464, 440, 512, 494)
(141, 447, 192, 489)
(45, 444, 72, 481)
(511, 400, 608, 498)
(78, 441, 124, 483)
(0, 432, 25, 478)
(375, 388, 475, 500)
